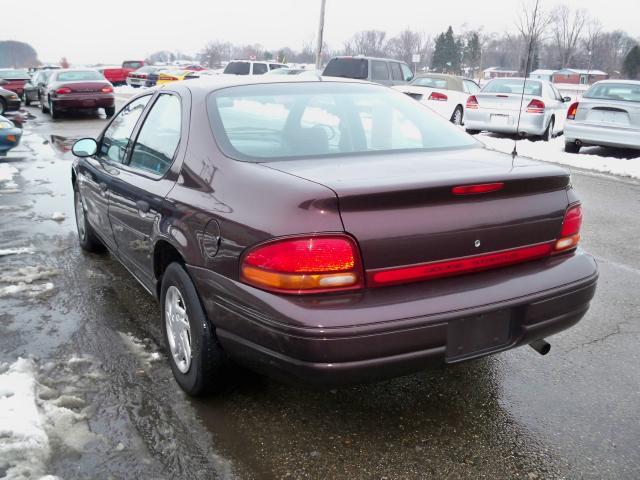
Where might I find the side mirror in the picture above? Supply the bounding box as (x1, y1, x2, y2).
(72, 138, 98, 157)
(0, 79, 7, 86)
(563, 96, 572, 103)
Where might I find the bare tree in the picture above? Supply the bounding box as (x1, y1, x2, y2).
(515, 0, 552, 74)
(345, 30, 388, 57)
(201, 40, 232, 67)
(551, 5, 588, 68)
(386, 29, 430, 68)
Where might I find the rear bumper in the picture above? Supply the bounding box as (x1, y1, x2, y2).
(189, 250, 598, 385)
(5, 99, 21, 112)
(465, 110, 548, 136)
(52, 94, 115, 109)
(0, 128, 23, 152)
(126, 77, 146, 86)
(565, 122, 640, 150)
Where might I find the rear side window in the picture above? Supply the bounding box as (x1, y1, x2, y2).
(253, 63, 268, 75)
(371, 61, 389, 81)
(129, 94, 181, 175)
(323, 58, 368, 80)
(269, 64, 285, 70)
(99, 95, 151, 163)
(223, 62, 250, 75)
(390, 62, 403, 81)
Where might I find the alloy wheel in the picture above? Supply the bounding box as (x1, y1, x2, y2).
(165, 286, 192, 373)
(74, 192, 86, 241)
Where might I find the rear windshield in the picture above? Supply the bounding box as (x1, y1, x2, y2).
(411, 76, 449, 89)
(483, 79, 542, 96)
(323, 58, 368, 80)
(0, 69, 30, 80)
(584, 83, 640, 103)
(208, 82, 477, 162)
(223, 62, 250, 75)
(123, 61, 143, 69)
(55, 71, 104, 82)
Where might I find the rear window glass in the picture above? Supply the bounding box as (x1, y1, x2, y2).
(224, 62, 250, 75)
(323, 58, 368, 80)
(55, 71, 104, 82)
(208, 82, 477, 162)
(483, 79, 542, 96)
(412, 77, 448, 89)
(123, 61, 143, 69)
(584, 83, 640, 103)
(0, 69, 30, 80)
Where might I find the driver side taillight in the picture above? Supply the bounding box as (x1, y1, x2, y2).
(555, 203, 582, 252)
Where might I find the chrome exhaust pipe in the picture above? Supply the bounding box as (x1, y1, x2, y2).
(530, 339, 551, 355)
(575, 139, 583, 147)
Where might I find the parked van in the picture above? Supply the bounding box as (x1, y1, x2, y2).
(323, 56, 414, 86)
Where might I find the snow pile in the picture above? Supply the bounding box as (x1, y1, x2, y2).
(479, 134, 640, 179)
(0, 164, 18, 183)
(0, 282, 54, 298)
(0, 356, 103, 479)
(119, 332, 162, 365)
(50, 212, 66, 222)
(0, 247, 35, 257)
(0, 266, 59, 285)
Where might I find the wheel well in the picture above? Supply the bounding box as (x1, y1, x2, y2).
(153, 241, 184, 294)
(71, 169, 77, 189)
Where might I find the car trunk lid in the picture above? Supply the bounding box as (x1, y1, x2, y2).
(475, 92, 537, 112)
(576, 99, 640, 129)
(265, 147, 570, 273)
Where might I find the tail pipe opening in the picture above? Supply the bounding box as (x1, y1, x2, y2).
(530, 339, 551, 355)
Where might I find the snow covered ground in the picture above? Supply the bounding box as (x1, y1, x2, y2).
(478, 133, 640, 179)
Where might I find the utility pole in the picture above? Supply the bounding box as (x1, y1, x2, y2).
(315, 0, 326, 70)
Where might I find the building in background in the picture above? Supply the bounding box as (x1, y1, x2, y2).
(552, 68, 608, 85)
(482, 67, 519, 80)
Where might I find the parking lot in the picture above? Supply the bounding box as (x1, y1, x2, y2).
(0, 99, 638, 479)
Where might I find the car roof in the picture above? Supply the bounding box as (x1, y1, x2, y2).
(328, 56, 408, 64)
(592, 79, 640, 86)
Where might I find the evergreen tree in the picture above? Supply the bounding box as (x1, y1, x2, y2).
(431, 26, 461, 73)
(623, 45, 640, 79)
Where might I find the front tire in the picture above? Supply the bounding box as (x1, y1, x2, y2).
(161, 262, 227, 396)
(74, 189, 105, 252)
(542, 118, 554, 142)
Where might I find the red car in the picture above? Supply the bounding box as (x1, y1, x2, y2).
(99, 60, 145, 86)
(0, 69, 31, 99)
(41, 69, 115, 118)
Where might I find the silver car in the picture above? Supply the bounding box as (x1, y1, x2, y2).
(465, 77, 571, 141)
(564, 80, 640, 153)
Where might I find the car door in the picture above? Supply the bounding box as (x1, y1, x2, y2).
(76, 95, 152, 251)
(549, 84, 567, 131)
(107, 91, 186, 287)
(370, 60, 391, 86)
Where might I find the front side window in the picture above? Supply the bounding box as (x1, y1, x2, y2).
(371, 61, 389, 81)
(208, 82, 477, 162)
(400, 63, 414, 82)
(463, 80, 480, 94)
(252, 63, 268, 75)
(99, 95, 151, 163)
(129, 94, 182, 175)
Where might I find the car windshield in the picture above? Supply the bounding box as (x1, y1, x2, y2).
(584, 83, 640, 103)
(223, 62, 250, 75)
(0, 69, 30, 80)
(483, 79, 542, 96)
(411, 76, 449, 89)
(208, 82, 477, 162)
(55, 71, 104, 81)
(123, 61, 143, 69)
(323, 58, 368, 80)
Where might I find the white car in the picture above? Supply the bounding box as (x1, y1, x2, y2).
(464, 77, 572, 141)
(222, 61, 288, 76)
(393, 74, 480, 125)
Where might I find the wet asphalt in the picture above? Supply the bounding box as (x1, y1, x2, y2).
(0, 103, 639, 480)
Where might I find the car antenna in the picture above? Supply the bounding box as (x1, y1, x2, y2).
(513, 0, 541, 159)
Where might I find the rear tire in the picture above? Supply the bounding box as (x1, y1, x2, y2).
(161, 262, 227, 396)
(49, 99, 59, 119)
(565, 142, 581, 154)
(74, 189, 105, 253)
(542, 118, 554, 142)
(465, 129, 480, 135)
(450, 106, 464, 126)
(104, 106, 116, 118)
(24, 95, 31, 107)
(41, 97, 49, 113)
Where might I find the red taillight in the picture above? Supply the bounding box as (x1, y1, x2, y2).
(555, 203, 582, 252)
(567, 102, 579, 120)
(101, 86, 113, 93)
(55, 87, 72, 95)
(526, 99, 545, 114)
(466, 95, 479, 109)
(240, 235, 363, 294)
(428, 91, 448, 102)
(452, 182, 504, 195)
(368, 243, 554, 287)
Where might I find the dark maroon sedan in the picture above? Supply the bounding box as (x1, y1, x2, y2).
(70, 77, 597, 395)
(42, 69, 115, 118)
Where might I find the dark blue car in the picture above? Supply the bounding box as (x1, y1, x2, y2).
(0, 116, 22, 156)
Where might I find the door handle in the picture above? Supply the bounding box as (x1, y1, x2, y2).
(136, 200, 150, 214)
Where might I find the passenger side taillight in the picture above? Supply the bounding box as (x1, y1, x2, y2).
(567, 102, 579, 120)
(526, 99, 545, 114)
(55, 87, 72, 95)
(555, 203, 582, 252)
(240, 235, 363, 294)
(101, 86, 113, 93)
(466, 95, 479, 109)
(428, 92, 448, 101)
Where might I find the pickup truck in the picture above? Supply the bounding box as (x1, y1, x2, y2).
(98, 61, 145, 86)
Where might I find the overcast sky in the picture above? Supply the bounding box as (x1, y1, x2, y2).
(4, 0, 638, 64)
